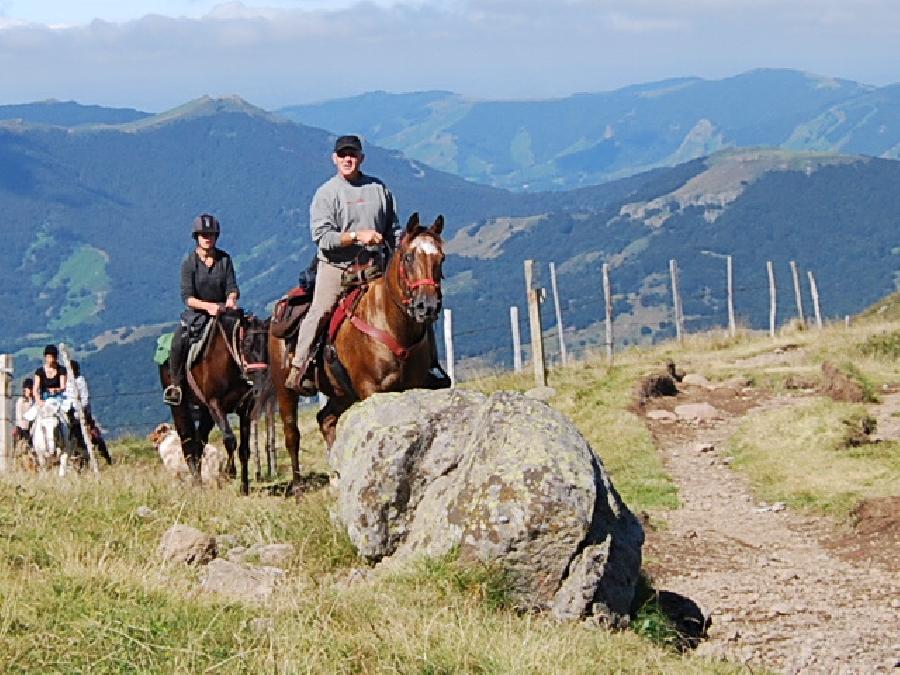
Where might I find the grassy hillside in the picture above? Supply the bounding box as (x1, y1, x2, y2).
(3, 314, 897, 671)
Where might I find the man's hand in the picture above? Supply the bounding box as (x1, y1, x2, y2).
(357, 229, 383, 246)
(225, 294, 238, 310)
(206, 301, 222, 316)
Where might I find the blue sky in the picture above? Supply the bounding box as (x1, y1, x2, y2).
(1, 1, 899, 110)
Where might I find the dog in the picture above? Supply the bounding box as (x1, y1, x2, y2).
(147, 423, 227, 486)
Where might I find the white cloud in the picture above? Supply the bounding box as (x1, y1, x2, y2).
(0, 0, 898, 109)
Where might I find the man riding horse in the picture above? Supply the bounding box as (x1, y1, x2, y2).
(164, 213, 240, 406)
(284, 134, 402, 394)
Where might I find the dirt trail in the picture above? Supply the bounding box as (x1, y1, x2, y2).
(642, 390, 900, 673)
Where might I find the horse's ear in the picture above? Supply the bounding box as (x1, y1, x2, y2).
(430, 215, 444, 235)
(405, 212, 420, 234)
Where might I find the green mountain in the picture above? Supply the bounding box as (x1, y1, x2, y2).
(278, 69, 877, 190)
(1, 97, 897, 436)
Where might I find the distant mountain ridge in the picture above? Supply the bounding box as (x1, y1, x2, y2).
(0, 100, 150, 127)
(278, 69, 889, 190)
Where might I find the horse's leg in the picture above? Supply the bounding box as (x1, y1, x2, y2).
(278, 390, 303, 496)
(197, 407, 225, 479)
(316, 397, 350, 450)
(238, 405, 251, 497)
(207, 399, 240, 492)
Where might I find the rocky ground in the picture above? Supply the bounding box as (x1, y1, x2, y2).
(640, 378, 900, 673)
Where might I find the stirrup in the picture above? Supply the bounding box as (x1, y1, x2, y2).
(163, 385, 182, 406)
(285, 366, 317, 396)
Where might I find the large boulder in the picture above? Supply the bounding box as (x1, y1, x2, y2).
(329, 389, 644, 625)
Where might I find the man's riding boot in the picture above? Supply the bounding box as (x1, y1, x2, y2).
(164, 329, 186, 406)
(285, 361, 317, 396)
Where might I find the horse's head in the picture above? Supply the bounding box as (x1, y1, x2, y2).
(395, 212, 445, 323)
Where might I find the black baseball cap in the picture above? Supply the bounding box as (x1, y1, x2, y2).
(334, 135, 363, 154)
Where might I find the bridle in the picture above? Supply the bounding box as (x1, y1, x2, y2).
(394, 233, 443, 315)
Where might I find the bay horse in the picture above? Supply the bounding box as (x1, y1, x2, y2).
(266, 213, 446, 495)
(159, 309, 268, 495)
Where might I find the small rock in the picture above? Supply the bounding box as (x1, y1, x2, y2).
(674, 403, 721, 422)
(694, 442, 715, 453)
(722, 456, 733, 466)
(159, 525, 217, 566)
(135, 505, 155, 519)
(646, 409, 678, 422)
(200, 559, 283, 602)
(771, 502, 786, 512)
(253, 543, 295, 567)
(682, 373, 712, 387)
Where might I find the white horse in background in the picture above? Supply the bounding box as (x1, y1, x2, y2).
(24, 398, 70, 473)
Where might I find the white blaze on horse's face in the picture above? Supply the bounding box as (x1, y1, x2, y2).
(411, 238, 440, 256)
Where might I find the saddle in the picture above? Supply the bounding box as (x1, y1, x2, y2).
(270, 286, 312, 339)
(270, 262, 319, 339)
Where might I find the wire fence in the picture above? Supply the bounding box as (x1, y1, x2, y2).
(0, 255, 841, 443)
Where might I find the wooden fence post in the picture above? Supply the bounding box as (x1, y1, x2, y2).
(602, 263, 614, 366)
(58, 344, 99, 478)
(0, 355, 12, 473)
(669, 259, 684, 343)
(790, 260, 805, 326)
(807, 271, 822, 329)
(523, 260, 547, 387)
(510, 306, 522, 373)
(548, 262, 567, 366)
(767, 261, 777, 338)
(726, 255, 736, 337)
(443, 308, 455, 387)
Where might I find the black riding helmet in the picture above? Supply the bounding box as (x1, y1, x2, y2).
(192, 213, 221, 239)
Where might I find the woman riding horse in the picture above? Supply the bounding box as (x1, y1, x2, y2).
(163, 213, 239, 406)
(161, 213, 266, 495)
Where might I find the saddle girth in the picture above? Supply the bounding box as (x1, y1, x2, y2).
(327, 287, 427, 360)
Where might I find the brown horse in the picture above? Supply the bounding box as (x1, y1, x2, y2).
(159, 309, 268, 495)
(267, 213, 446, 494)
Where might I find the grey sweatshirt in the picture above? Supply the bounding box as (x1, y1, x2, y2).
(310, 173, 400, 269)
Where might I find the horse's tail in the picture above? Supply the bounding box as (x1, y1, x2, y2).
(250, 367, 275, 422)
